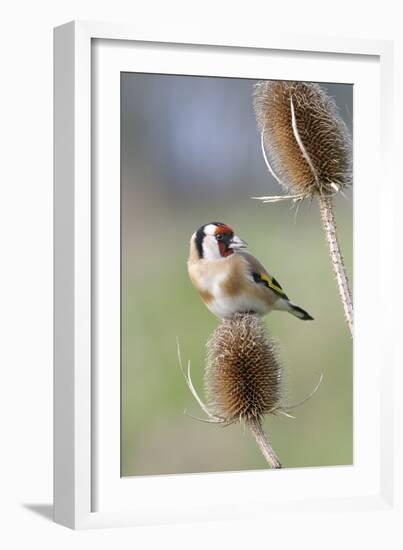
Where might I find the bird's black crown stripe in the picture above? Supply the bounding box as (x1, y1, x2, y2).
(195, 226, 206, 258)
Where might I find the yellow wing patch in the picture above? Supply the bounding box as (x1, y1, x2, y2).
(253, 271, 288, 298)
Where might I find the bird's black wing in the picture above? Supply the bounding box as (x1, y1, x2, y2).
(239, 251, 289, 300)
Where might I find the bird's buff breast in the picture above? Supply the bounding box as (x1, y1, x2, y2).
(188, 255, 271, 318)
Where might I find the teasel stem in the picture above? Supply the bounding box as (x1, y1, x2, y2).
(248, 417, 281, 469)
(319, 194, 353, 336)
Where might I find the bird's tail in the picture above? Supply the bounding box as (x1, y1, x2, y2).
(288, 302, 314, 321)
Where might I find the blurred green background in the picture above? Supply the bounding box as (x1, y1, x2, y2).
(121, 74, 353, 476)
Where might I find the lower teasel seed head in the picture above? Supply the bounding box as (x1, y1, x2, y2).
(205, 313, 283, 424)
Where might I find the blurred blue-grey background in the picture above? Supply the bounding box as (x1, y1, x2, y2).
(121, 74, 353, 476)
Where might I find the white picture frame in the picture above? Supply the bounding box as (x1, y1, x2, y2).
(54, 20, 398, 530)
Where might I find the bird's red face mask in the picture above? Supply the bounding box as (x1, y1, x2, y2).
(214, 225, 247, 257)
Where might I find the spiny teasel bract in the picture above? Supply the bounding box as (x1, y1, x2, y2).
(204, 313, 283, 424)
(253, 80, 352, 197)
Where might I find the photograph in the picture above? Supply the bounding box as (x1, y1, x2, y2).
(120, 73, 353, 476)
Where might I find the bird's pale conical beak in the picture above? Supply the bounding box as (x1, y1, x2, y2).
(229, 235, 247, 250)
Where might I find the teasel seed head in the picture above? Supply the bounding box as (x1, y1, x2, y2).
(253, 80, 352, 197)
(205, 313, 283, 424)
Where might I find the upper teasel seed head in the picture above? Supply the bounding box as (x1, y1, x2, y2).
(253, 80, 352, 197)
(204, 313, 283, 424)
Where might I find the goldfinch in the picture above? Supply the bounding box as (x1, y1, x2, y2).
(187, 222, 313, 321)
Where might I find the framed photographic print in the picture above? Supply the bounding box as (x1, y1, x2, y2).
(54, 21, 397, 530)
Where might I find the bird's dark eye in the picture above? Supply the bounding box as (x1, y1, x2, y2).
(216, 234, 223, 241)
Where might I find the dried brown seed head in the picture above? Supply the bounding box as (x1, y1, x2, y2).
(253, 80, 352, 196)
(205, 313, 283, 424)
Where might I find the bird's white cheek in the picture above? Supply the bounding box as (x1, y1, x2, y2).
(202, 237, 221, 261)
